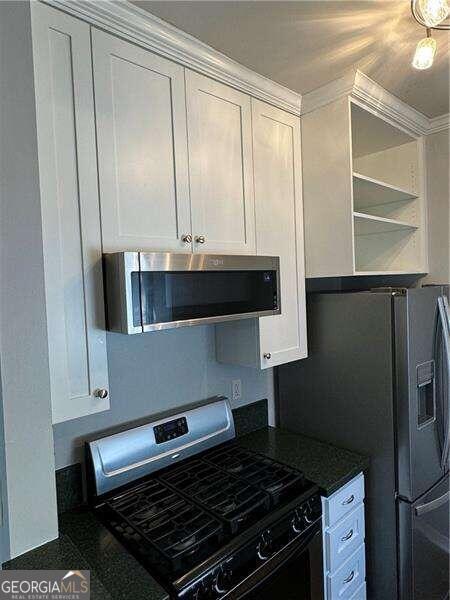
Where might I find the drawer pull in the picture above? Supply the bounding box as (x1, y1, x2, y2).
(343, 570, 355, 585)
(342, 494, 355, 506)
(341, 528, 354, 542)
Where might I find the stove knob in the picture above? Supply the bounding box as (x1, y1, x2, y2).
(190, 587, 200, 600)
(190, 580, 209, 600)
(291, 509, 304, 534)
(303, 503, 314, 525)
(213, 565, 233, 594)
(257, 530, 274, 561)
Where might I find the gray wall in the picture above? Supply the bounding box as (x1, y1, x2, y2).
(0, 1, 58, 558)
(53, 325, 274, 468)
(424, 130, 450, 285)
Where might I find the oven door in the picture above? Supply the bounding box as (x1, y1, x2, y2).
(225, 521, 323, 600)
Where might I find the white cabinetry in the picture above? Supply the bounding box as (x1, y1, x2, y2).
(185, 71, 256, 254)
(32, 7, 306, 380)
(92, 32, 256, 256)
(322, 474, 367, 600)
(92, 30, 191, 253)
(215, 100, 307, 368)
(31, 2, 109, 423)
(302, 81, 428, 277)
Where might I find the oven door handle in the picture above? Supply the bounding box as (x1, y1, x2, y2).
(223, 519, 322, 599)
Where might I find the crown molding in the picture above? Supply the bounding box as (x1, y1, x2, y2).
(42, 0, 301, 115)
(301, 70, 356, 116)
(428, 113, 450, 134)
(302, 69, 446, 137)
(352, 71, 430, 136)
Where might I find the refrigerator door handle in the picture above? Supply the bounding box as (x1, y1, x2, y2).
(415, 490, 450, 516)
(437, 296, 450, 469)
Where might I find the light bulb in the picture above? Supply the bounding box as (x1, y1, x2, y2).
(418, 0, 449, 27)
(412, 35, 437, 69)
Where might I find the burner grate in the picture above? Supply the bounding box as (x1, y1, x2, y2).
(106, 479, 223, 568)
(204, 446, 307, 504)
(160, 459, 270, 534)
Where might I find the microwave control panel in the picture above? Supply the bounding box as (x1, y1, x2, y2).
(154, 417, 188, 444)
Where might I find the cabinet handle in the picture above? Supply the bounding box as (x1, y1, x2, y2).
(343, 570, 355, 585)
(181, 234, 192, 243)
(341, 528, 354, 542)
(263, 353, 271, 360)
(342, 494, 355, 506)
(195, 235, 206, 244)
(94, 388, 108, 399)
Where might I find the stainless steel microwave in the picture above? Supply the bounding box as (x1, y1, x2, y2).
(103, 252, 281, 334)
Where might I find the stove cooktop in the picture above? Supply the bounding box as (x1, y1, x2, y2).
(87, 398, 321, 600)
(98, 444, 316, 579)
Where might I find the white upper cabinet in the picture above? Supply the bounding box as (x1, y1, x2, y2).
(92, 30, 192, 252)
(216, 100, 307, 368)
(253, 100, 307, 366)
(185, 71, 256, 254)
(31, 3, 109, 423)
(31, 5, 306, 380)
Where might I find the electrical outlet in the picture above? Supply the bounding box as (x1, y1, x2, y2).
(231, 379, 242, 402)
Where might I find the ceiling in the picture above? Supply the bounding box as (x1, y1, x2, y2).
(133, 0, 449, 118)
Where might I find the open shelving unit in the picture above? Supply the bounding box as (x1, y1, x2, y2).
(351, 102, 425, 275)
(301, 73, 427, 279)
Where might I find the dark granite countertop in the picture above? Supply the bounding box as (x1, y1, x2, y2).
(236, 426, 369, 496)
(5, 425, 368, 599)
(5, 509, 169, 600)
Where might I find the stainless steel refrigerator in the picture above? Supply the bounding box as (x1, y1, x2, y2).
(277, 286, 450, 600)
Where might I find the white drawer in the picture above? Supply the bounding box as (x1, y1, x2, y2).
(348, 582, 366, 600)
(323, 474, 364, 527)
(325, 503, 365, 572)
(326, 544, 366, 600)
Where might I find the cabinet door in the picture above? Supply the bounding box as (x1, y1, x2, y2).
(185, 71, 256, 254)
(92, 30, 191, 252)
(31, 3, 109, 423)
(215, 101, 307, 369)
(253, 100, 307, 368)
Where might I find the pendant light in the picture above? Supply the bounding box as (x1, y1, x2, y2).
(411, 0, 449, 70)
(412, 28, 437, 69)
(417, 0, 449, 27)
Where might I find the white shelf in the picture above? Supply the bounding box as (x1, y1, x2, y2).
(351, 102, 415, 158)
(353, 172, 417, 210)
(353, 212, 418, 236)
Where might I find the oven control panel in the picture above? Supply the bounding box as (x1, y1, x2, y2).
(154, 416, 188, 444)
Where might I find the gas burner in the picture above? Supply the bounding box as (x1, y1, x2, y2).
(204, 445, 308, 504)
(106, 479, 224, 570)
(160, 459, 270, 533)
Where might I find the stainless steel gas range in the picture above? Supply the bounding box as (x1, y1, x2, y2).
(86, 397, 323, 599)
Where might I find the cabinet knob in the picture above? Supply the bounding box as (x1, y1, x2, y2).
(195, 235, 206, 244)
(94, 388, 108, 399)
(181, 234, 192, 243)
(263, 353, 271, 360)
